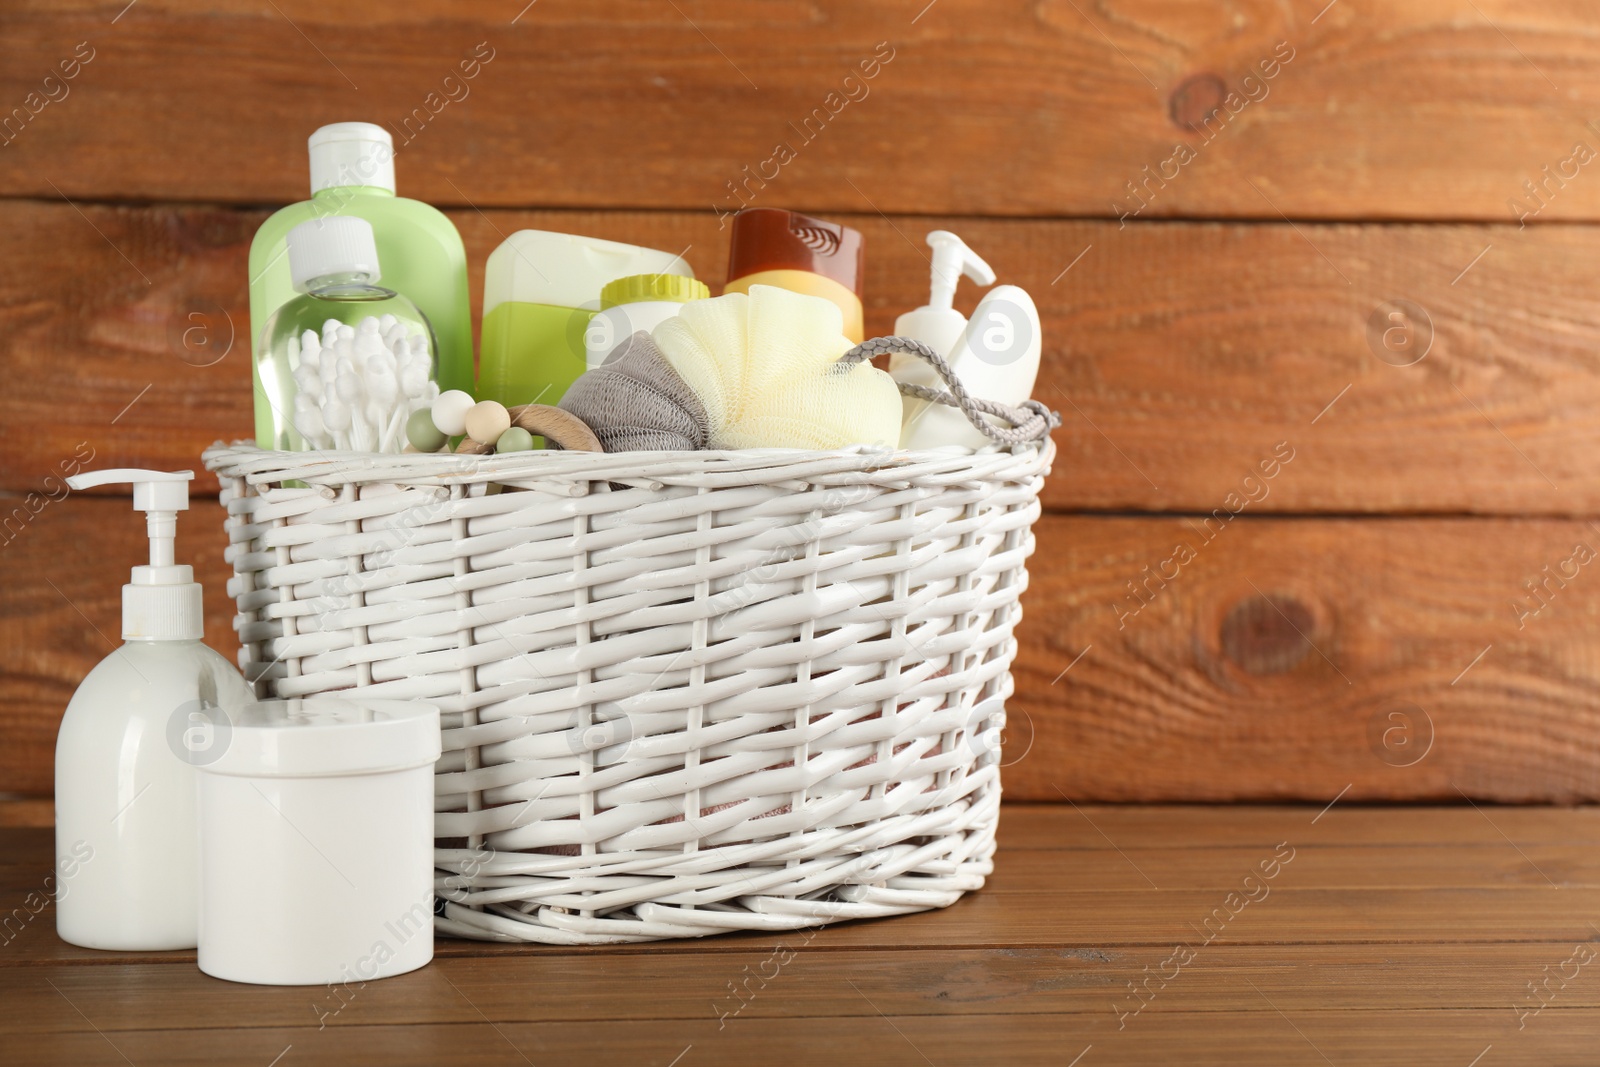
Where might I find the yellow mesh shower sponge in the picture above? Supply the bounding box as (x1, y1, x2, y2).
(652, 285, 902, 450)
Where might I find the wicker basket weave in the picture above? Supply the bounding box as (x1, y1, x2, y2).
(202, 363, 1054, 944)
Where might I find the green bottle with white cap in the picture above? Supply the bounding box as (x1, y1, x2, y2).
(248, 122, 471, 448)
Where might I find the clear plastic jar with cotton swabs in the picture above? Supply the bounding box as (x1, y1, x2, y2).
(256, 216, 440, 452)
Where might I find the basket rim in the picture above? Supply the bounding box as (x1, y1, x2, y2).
(202, 438, 1056, 492)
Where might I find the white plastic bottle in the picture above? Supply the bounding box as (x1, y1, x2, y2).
(891, 230, 1043, 451)
(583, 272, 709, 370)
(54, 469, 254, 951)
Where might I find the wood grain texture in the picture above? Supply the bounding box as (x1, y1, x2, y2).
(7, 807, 1600, 1066)
(1008, 514, 1600, 803)
(2, 2, 1600, 222)
(0, 799, 51, 827)
(9, 805, 1597, 954)
(4, 2, 1597, 807)
(11, 505, 1600, 801)
(6, 1015, 1596, 1067)
(994, 802, 1600, 849)
(6, 201, 1600, 514)
(9, 949, 1600, 1030)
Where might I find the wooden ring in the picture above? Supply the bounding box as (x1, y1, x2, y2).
(455, 403, 603, 455)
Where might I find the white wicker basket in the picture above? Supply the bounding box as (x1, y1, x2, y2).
(202, 352, 1055, 944)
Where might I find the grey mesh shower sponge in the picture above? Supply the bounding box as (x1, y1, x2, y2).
(558, 331, 709, 452)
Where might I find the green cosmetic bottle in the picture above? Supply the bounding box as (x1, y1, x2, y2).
(478, 231, 693, 410)
(248, 122, 471, 449)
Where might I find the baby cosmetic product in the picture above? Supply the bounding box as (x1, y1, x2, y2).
(478, 231, 694, 409)
(583, 273, 710, 370)
(891, 230, 1042, 450)
(257, 216, 439, 452)
(54, 469, 255, 951)
(250, 122, 471, 446)
(723, 208, 865, 343)
(894, 230, 996, 357)
(195, 696, 441, 986)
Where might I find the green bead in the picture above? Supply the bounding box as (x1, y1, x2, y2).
(496, 426, 535, 453)
(406, 408, 447, 453)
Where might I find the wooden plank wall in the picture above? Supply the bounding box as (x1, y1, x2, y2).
(3, 0, 1599, 801)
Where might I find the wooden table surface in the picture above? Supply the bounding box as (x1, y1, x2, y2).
(4, 802, 1598, 1066)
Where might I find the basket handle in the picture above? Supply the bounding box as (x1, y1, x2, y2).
(840, 336, 1060, 446)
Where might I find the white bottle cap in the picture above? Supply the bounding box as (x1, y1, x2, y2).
(64, 468, 203, 641)
(482, 231, 694, 317)
(308, 122, 395, 196)
(287, 216, 381, 290)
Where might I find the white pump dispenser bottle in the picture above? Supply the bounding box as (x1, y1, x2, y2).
(890, 230, 1043, 451)
(54, 469, 254, 951)
(894, 230, 997, 357)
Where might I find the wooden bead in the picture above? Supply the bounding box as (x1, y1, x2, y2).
(496, 426, 535, 453)
(464, 401, 511, 445)
(405, 409, 447, 453)
(431, 390, 475, 436)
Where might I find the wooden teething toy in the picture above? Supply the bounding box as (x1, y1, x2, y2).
(454, 403, 602, 455)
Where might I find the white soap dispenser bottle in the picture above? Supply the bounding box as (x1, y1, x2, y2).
(54, 468, 254, 951)
(891, 230, 1043, 451)
(893, 229, 996, 358)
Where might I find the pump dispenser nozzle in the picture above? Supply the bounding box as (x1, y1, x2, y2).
(64, 469, 202, 641)
(895, 231, 997, 357)
(925, 231, 996, 312)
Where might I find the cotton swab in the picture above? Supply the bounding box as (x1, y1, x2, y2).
(290, 315, 437, 452)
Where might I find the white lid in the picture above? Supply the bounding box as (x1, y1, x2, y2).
(482, 230, 693, 316)
(287, 216, 381, 289)
(200, 697, 441, 778)
(308, 121, 395, 195)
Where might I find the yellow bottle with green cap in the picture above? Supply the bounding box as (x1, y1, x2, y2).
(583, 273, 710, 369)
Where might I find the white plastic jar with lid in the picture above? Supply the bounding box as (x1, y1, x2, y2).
(583, 272, 710, 369)
(193, 696, 440, 986)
